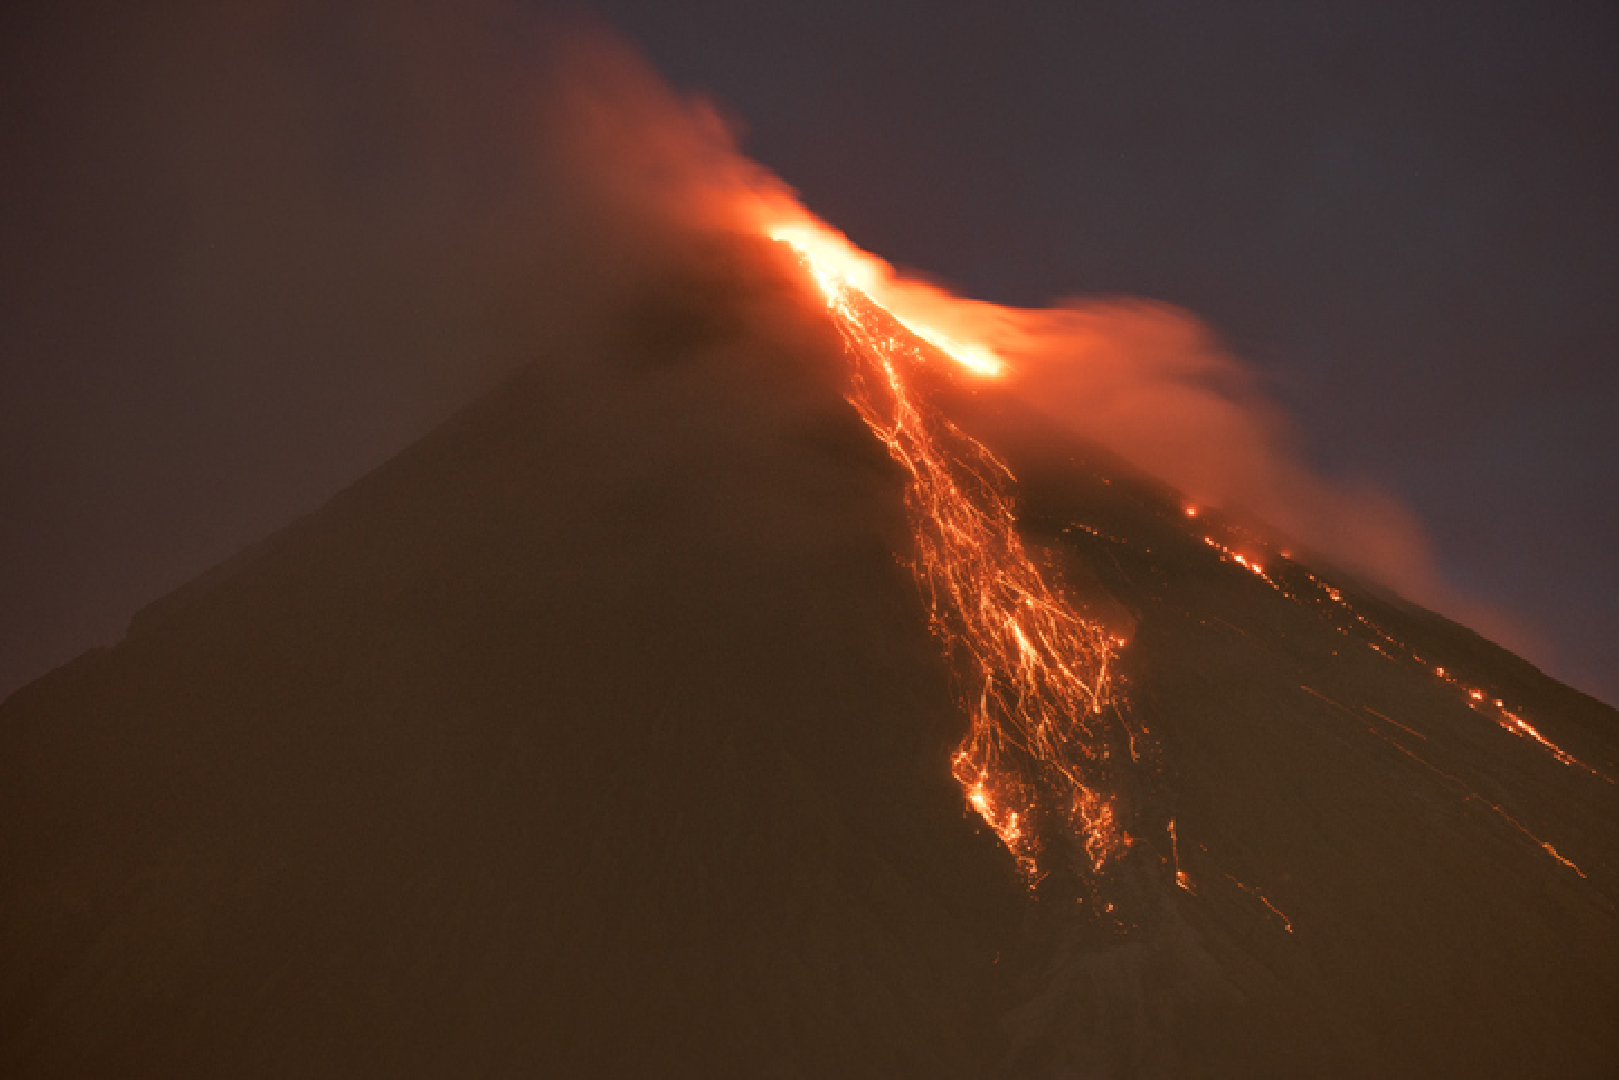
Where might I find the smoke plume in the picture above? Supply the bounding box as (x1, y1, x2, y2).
(0, 0, 1507, 699)
(541, 32, 1449, 590)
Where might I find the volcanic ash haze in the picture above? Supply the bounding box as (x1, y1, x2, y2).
(4, 16, 1618, 1079)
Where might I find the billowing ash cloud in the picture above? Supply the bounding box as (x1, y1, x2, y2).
(0, 0, 1517, 699)
(534, 37, 1435, 582)
(993, 302, 1437, 594)
(534, 25, 1540, 651)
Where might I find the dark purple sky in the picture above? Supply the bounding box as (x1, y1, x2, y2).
(2, 0, 1615, 705)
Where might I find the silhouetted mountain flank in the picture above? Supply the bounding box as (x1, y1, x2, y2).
(3, 244, 1615, 1077)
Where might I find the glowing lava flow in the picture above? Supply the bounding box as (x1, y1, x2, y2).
(780, 239, 1143, 891)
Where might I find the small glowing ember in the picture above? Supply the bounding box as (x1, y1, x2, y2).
(1168, 818, 1195, 893)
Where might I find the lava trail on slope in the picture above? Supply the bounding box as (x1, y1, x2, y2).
(786, 241, 1149, 909)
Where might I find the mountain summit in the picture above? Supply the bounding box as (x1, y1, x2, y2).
(3, 241, 1614, 1077)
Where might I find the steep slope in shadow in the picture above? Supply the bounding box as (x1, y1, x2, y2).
(0, 242, 1030, 1077)
(3, 233, 1615, 1078)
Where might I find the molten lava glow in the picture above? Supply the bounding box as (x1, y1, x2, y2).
(1167, 818, 1195, 893)
(1223, 873, 1295, 933)
(781, 239, 1141, 892)
(770, 226, 1005, 377)
(1200, 535, 1275, 586)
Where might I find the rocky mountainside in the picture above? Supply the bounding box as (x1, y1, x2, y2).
(3, 243, 1614, 1077)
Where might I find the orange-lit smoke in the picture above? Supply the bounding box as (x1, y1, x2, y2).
(990, 304, 1442, 600)
(536, 32, 1451, 609)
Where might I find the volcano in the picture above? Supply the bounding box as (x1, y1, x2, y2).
(2, 238, 1615, 1078)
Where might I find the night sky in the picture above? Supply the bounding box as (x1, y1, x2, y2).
(3, 0, 1615, 704)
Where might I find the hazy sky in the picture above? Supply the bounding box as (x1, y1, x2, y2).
(3, 0, 1615, 704)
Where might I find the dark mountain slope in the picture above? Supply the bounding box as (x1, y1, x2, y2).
(959, 395, 1619, 1077)
(0, 249, 1028, 1077)
(3, 242, 1615, 1077)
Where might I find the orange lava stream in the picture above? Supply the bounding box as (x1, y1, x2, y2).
(773, 222, 1601, 922)
(1221, 872, 1295, 933)
(782, 239, 1141, 887)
